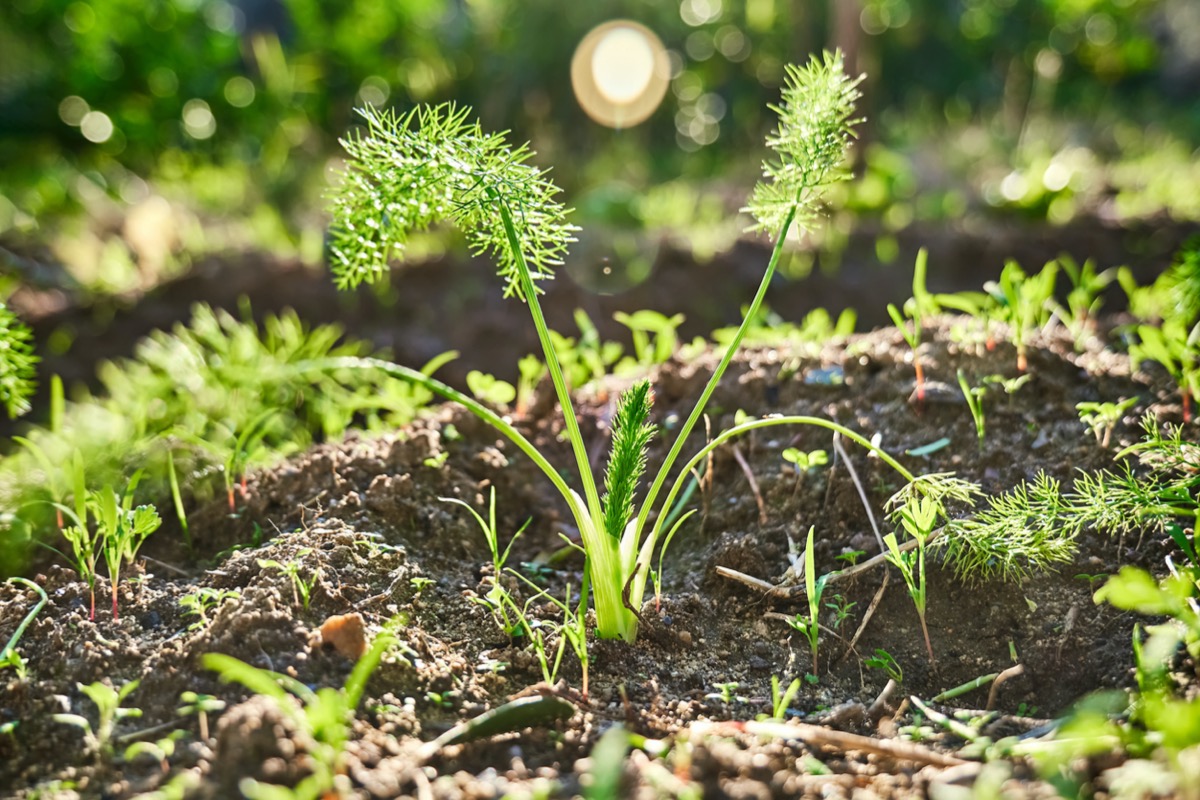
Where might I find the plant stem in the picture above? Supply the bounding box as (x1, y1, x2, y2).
(306, 357, 575, 503)
(636, 205, 798, 536)
(494, 200, 602, 521)
(636, 414, 914, 606)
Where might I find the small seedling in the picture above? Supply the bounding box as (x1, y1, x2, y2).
(409, 576, 435, 595)
(179, 588, 240, 631)
(768, 675, 802, 719)
(422, 451, 450, 469)
(466, 370, 516, 406)
(1129, 318, 1199, 422)
(957, 369, 987, 449)
(425, 689, 458, 710)
(1076, 397, 1138, 447)
(53, 680, 142, 757)
(884, 474, 978, 664)
(1057, 257, 1116, 350)
(981, 373, 1032, 412)
(0, 577, 48, 679)
(824, 594, 856, 631)
(257, 551, 319, 609)
(444, 487, 530, 637)
(785, 526, 823, 674)
(205, 619, 398, 799)
(782, 447, 828, 493)
(515, 353, 546, 416)
(613, 309, 685, 367)
(177, 691, 226, 742)
(836, 549, 866, 566)
(1074, 573, 1109, 592)
(887, 248, 934, 402)
(707, 681, 745, 704)
(864, 648, 903, 683)
(884, 504, 935, 664)
(56, 469, 162, 621)
(985, 260, 1058, 372)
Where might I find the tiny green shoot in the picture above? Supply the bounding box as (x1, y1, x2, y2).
(786, 526, 822, 674)
(886, 248, 933, 402)
(257, 551, 319, 610)
(1076, 397, 1138, 447)
(864, 648, 903, 684)
(956, 369, 987, 450)
(53, 680, 142, 758)
(0, 577, 48, 679)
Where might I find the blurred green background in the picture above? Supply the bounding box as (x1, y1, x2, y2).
(1, 0, 1198, 296)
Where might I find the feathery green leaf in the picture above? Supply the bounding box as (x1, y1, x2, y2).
(0, 302, 37, 419)
(328, 103, 577, 299)
(601, 380, 655, 540)
(744, 50, 863, 239)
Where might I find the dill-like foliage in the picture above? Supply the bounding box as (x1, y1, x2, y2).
(744, 50, 864, 238)
(944, 416, 1200, 584)
(0, 302, 36, 419)
(601, 380, 655, 540)
(944, 472, 1081, 584)
(328, 103, 576, 299)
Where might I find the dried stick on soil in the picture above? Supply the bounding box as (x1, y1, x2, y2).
(716, 538, 919, 600)
(867, 678, 899, 722)
(986, 664, 1025, 711)
(697, 720, 966, 768)
(731, 444, 768, 525)
(836, 571, 889, 666)
(831, 432, 885, 552)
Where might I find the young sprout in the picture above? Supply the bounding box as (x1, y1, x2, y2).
(864, 648, 903, 684)
(985, 260, 1058, 372)
(883, 473, 979, 664)
(785, 526, 823, 675)
(56, 470, 161, 621)
(782, 447, 829, 493)
(613, 310, 685, 368)
(323, 53, 894, 643)
(769, 675, 803, 719)
(956, 369, 987, 450)
(1076, 397, 1138, 447)
(179, 588, 240, 631)
(1057, 256, 1116, 350)
(1128, 317, 1199, 423)
(257, 551, 319, 610)
(466, 370, 517, 406)
(981, 373, 1031, 408)
(887, 249, 934, 402)
(0, 578, 48, 680)
(53, 680, 142, 757)
(444, 486, 531, 637)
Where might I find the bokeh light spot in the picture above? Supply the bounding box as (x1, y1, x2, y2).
(572, 21, 669, 129)
(182, 99, 216, 139)
(592, 27, 654, 103)
(224, 76, 256, 107)
(80, 111, 113, 143)
(59, 95, 89, 126)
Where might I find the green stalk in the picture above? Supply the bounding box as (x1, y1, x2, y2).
(304, 357, 574, 503)
(494, 198, 602, 521)
(634, 205, 797, 537)
(632, 414, 914, 612)
(493, 199, 640, 639)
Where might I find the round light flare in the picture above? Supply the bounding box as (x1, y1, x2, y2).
(572, 21, 669, 129)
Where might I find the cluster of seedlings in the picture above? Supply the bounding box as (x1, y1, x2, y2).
(0, 50, 1198, 798)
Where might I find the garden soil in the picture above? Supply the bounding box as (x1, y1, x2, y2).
(1, 223, 1197, 799)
